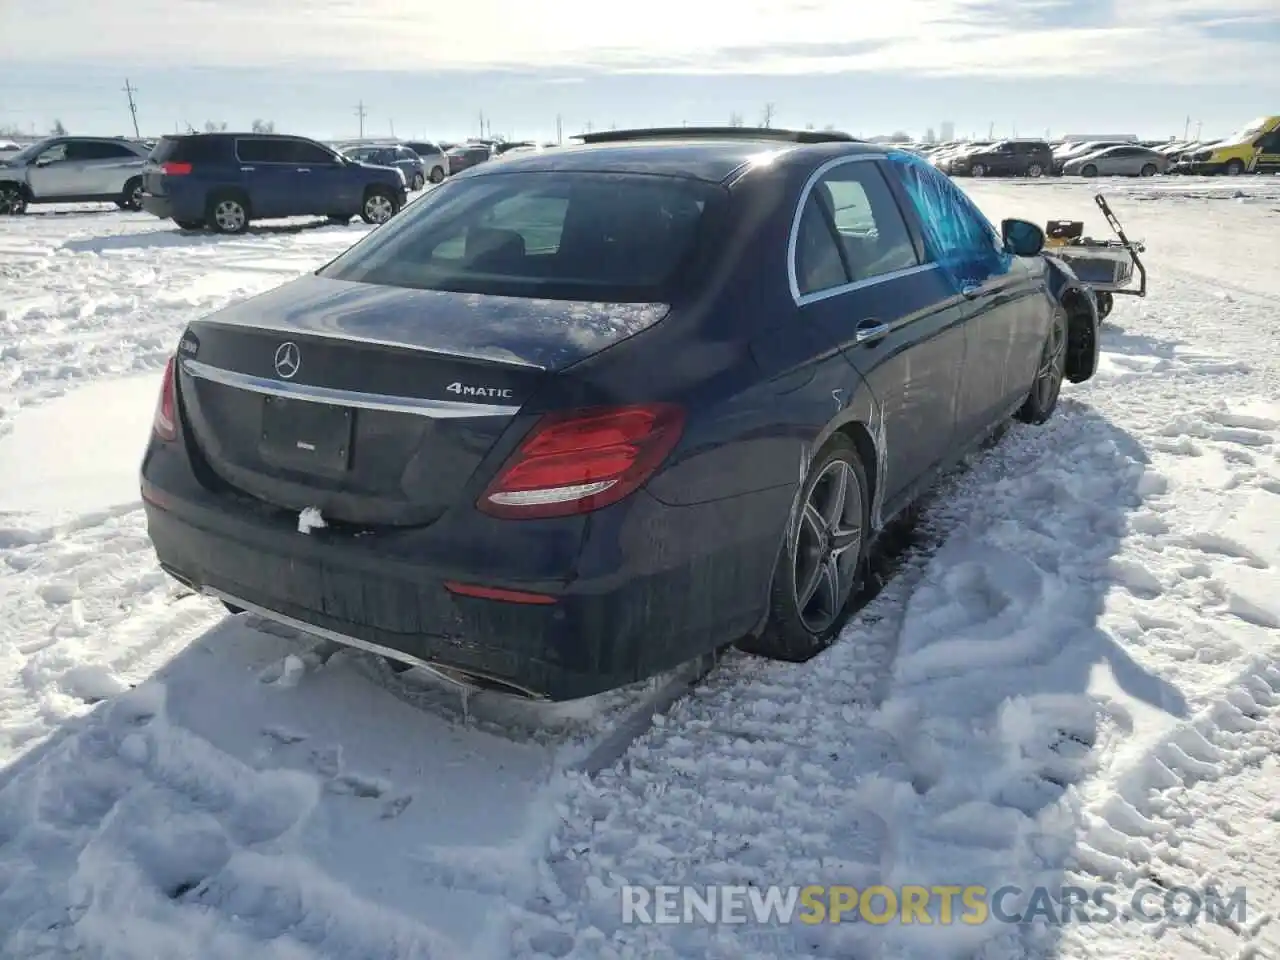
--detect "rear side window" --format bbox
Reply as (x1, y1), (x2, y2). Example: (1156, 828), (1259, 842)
(75, 141), (138, 160)
(792, 160), (920, 298)
(236, 138), (293, 163)
(318, 171), (723, 302)
(150, 137), (230, 164)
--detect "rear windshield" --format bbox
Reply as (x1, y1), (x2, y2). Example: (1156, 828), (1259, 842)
(149, 136), (230, 164)
(318, 171), (724, 302)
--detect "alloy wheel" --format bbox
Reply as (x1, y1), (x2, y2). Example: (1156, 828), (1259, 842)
(0, 185), (26, 215)
(791, 459), (863, 635)
(214, 199), (246, 232)
(1035, 312), (1067, 411)
(365, 194), (395, 223)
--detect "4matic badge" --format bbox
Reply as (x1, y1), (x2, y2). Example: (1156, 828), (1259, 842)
(446, 382), (513, 399)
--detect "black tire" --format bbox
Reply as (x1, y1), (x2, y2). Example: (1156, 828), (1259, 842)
(207, 193), (250, 234)
(0, 183), (27, 215)
(738, 435), (869, 662)
(1140, 164), (1157, 177)
(1225, 159), (1245, 176)
(410, 172), (425, 191)
(175, 219), (205, 231)
(1015, 307), (1067, 425)
(429, 166), (445, 184)
(360, 187), (400, 225)
(1081, 164), (1098, 178)
(120, 177), (144, 211)
(1027, 163), (1044, 178)
(970, 163), (986, 178)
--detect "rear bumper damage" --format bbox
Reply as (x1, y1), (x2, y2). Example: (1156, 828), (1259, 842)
(140, 438), (781, 701)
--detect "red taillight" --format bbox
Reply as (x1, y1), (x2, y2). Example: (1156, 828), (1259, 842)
(443, 581), (557, 605)
(478, 403), (685, 519)
(162, 162), (192, 175)
(153, 356), (177, 441)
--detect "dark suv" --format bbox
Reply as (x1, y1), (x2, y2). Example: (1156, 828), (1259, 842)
(945, 140), (1053, 178)
(140, 133), (407, 234)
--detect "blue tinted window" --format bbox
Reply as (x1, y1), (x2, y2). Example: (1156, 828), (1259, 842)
(885, 151), (1011, 288)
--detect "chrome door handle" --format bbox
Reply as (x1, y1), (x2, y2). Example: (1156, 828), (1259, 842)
(297, 168), (311, 172)
(240, 166), (255, 171)
(854, 321), (891, 344)
(961, 283), (982, 298)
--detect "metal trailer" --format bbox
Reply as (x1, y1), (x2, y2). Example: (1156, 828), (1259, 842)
(1043, 194), (1147, 321)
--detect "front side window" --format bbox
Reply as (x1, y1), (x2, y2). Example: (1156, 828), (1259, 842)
(34, 143), (68, 164)
(885, 150), (1012, 288)
(319, 171), (722, 302)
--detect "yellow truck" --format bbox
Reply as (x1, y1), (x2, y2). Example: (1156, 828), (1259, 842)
(1173, 115), (1280, 175)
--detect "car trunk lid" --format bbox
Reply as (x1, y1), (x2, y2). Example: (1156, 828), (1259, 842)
(177, 275), (670, 526)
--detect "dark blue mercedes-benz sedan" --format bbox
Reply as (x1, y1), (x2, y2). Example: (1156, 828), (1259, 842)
(140, 127), (1099, 701)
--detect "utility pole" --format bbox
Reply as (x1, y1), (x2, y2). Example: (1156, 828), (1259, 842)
(353, 100), (368, 138)
(122, 78), (140, 138)
(1184, 115), (1191, 140)
(556, 114), (562, 145)
(585, 120), (593, 134)
(479, 110), (485, 138)
(389, 118), (395, 137)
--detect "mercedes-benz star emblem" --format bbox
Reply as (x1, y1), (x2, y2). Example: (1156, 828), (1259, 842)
(273, 341), (301, 380)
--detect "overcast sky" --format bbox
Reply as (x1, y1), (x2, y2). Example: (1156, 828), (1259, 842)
(1, 0), (1276, 141)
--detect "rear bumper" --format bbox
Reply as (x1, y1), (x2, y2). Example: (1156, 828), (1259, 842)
(140, 435), (784, 701)
(140, 195), (173, 219)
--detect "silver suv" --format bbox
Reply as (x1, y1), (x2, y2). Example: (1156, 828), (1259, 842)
(0, 136), (152, 214)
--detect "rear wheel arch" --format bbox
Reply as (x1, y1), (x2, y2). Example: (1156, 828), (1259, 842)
(834, 419), (879, 526)
(207, 187), (251, 216)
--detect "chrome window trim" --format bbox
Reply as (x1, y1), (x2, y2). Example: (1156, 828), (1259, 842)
(199, 320), (547, 370)
(180, 358), (522, 419)
(787, 153), (937, 306)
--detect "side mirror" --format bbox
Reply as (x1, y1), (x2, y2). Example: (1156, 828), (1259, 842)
(34, 156), (55, 167)
(1002, 218), (1045, 256)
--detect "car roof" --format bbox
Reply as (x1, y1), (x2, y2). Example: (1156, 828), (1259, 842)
(457, 138), (887, 184)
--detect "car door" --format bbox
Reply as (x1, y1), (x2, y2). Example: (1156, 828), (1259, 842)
(885, 154), (1039, 444)
(1252, 129), (1280, 172)
(792, 156), (968, 512)
(989, 142), (1017, 175)
(24, 140), (80, 198)
(234, 137), (295, 219)
(286, 138), (351, 214)
(78, 140), (142, 196)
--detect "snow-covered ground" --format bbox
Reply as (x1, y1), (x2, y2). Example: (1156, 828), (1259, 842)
(0, 177), (1278, 959)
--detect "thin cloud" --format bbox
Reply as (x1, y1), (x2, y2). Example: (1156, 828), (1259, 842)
(1, 0), (1276, 82)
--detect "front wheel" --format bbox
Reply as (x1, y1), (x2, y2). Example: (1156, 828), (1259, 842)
(410, 172), (425, 190)
(738, 436), (869, 662)
(360, 188), (399, 225)
(1016, 308), (1067, 425)
(1027, 163), (1044, 178)
(1140, 163), (1157, 177)
(1081, 164), (1098, 178)
(1225, 159), (1245, 176)
(970, 163), (986, 177)
(429, 166), (445, 184)
(0, 184), (27, 215)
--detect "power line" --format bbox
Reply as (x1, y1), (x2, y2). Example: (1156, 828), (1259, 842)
(122, 78), (140, 138)
(354, 100), (368, 138)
